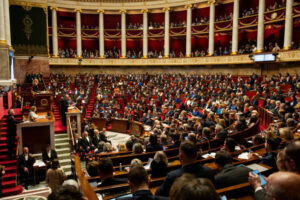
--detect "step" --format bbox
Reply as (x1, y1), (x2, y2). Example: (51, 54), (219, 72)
(55, 137), (70, 143)
(4, 166), (17, 174)
(2, 185), (23, 197)
(54, 134), (68, 139)
(59, 159), (71, 166)
(2, 180), (16, 189)
(55, 143), (70, 149)
(55, 148), (70, 153)
(0, 160), (17, 167)
(57, 153), (71, 160)
(3, 172), (17, 181)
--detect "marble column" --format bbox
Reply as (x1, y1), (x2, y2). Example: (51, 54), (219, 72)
(208, 2), (215, 56)
(283, 0), (294, 50)
(98, 10), (105, 58)
(257, 0), (265, 52)
(164, 7), (170, 57)
(121, 10), (126, 58)
(4, 0), (11, 47)
(0, 0), (6, 46)
(231, 0), (239, 55)
(51, 7), (59, 57)
(75, 9), (82, 58)
(142, 9), (148, 58)
(186, 4), (192, 57)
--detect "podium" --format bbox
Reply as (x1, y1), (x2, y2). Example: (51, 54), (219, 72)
(129, 121), (144, 137)
(66, 107), (82, 140)
(17, 112), (55, 155)
(35, 91), (53, 112)
(111, 119), (128, 133)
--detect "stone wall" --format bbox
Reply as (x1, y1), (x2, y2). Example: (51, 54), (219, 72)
(14, 56), (50, 83)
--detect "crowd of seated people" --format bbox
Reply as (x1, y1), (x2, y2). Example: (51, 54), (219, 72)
(18, 72), (300, 199)
(148, 50), (164, 58)
(170, 21), (186, 28)
(241, 7), (258, 17)
(266, 0), (286, 12)
(127, 23), (143, 30)
(215, 13), (233, 22)
(192, 17), (209, 25)
(72, 73), (300, 199)
(148, 22), (164, 29)
(191, 49), (207, 57)
(58, 48), (77, 58)
(83, 49), (99, 58)
(126, 50), (143, 58)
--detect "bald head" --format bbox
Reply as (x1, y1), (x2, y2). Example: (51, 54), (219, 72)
(266, 172), (300, 200)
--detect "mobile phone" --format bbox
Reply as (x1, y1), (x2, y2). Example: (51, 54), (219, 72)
(252, 170), (266, 186)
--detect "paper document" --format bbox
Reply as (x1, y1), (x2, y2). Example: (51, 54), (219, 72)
(238, 152), (250, 160)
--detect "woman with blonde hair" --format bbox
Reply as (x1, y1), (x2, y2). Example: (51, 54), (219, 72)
(279, 127), (293, 142)
(46, 159), (66, 191)
(103, 142), (114, 153)
(133, 143), (144, 154)
(117, 143), (127, 152)
(150, 151), (168, 178)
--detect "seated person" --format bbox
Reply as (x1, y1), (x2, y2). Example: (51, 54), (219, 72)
(81, 131), (95, 153)
(117, 166), (167, 200)
(146, 134), (163, 152)
(42, 144), (58, 168)
(214, 151), (251, 189)
(170, 174), (219, 200)
(150, 151), (168, 178)
(97, 158), (127, 187)
(155, 141), (214, 197)
(28, 106), (39, 121)
(48, 185), (85, 200)
(18, 147), (35, 189)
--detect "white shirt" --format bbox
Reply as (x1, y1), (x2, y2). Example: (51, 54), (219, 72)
(25, 154), (28, 161)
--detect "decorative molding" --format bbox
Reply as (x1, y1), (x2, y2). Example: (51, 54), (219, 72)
(162, 7), (170, 12)
(120, 9), (127, 13)
(185, 4), (193, 9)
(74, 8), (82, 13)
(97, 9), (105, 13)
(48, 51), (300, 66)
(141, 8), (148, 13)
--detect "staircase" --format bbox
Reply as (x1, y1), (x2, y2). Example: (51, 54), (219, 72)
(85, 83), (97, 119)
(54, 133), (72, 175)
(0, 113), (23, 197)
(53, 102), (66, 134)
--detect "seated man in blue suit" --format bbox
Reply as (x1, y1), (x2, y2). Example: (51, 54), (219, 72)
(155, 141), (215, 197)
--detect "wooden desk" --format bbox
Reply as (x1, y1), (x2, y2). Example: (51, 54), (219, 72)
(92, 118), (106, 131)
(111, 119), (128, 133)
(35, 91), (53, 112)
(17, 112), (55, 154)
(66, 107), (82, 138)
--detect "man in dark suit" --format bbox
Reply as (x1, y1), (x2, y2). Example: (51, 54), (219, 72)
(6, 109), (22, 157)
(117, 166), (167, 200)
(18, 147), (35, 189)
(42, 144), (58, 168)
(97, 158), (127, 187)
(81, 131), (95, 152)
(60, 95), (69, 126)
(155, 141), (214, 197)
(100, 128), (109, 143)
(214, 151), (251, 189)
(92, 129), (102, 149)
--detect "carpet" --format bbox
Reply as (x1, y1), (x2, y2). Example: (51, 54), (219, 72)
(105, 131), (131, 149)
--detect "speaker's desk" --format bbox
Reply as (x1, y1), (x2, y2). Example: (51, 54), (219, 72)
(17, 112), (55, 155)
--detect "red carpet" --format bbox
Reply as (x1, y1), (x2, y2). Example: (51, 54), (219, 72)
(0, 111), (23, 197)
(53, 103), (66, 134)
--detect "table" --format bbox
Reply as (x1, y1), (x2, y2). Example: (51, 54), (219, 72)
(17, 112), (55, 155)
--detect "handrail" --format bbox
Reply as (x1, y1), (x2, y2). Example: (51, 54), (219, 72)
(68, 117), (75, 146)
(74, 155), (98, 200)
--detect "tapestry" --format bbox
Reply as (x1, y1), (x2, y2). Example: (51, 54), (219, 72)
(10, 4), (48, 56)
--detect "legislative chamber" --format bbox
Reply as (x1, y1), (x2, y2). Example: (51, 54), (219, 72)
(1, 0), (300, 199)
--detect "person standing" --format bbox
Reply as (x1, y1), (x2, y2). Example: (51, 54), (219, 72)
(60, 95), (69, 126)
(6, 109), (22, 157)
(45, 159), (66, 191)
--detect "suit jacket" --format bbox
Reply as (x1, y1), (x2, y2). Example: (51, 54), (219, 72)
(42, 149), (58, 163)
(117, 190), (168, 200)
(97, 177), (127, 187)
(215, 164), (252, 189)
(92, 134), (102, 148)
(155, 163), (214, 197)
(18, 154), (35, 172)
(81, 137), (94, 151)
(100, 132), (108, 143)
(7, 115), (22, 139)
(260, 152), (277, 170)
(146, 144), (163, 153)
(74, 138), (82, 152)
(254, 189), (265, 200)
